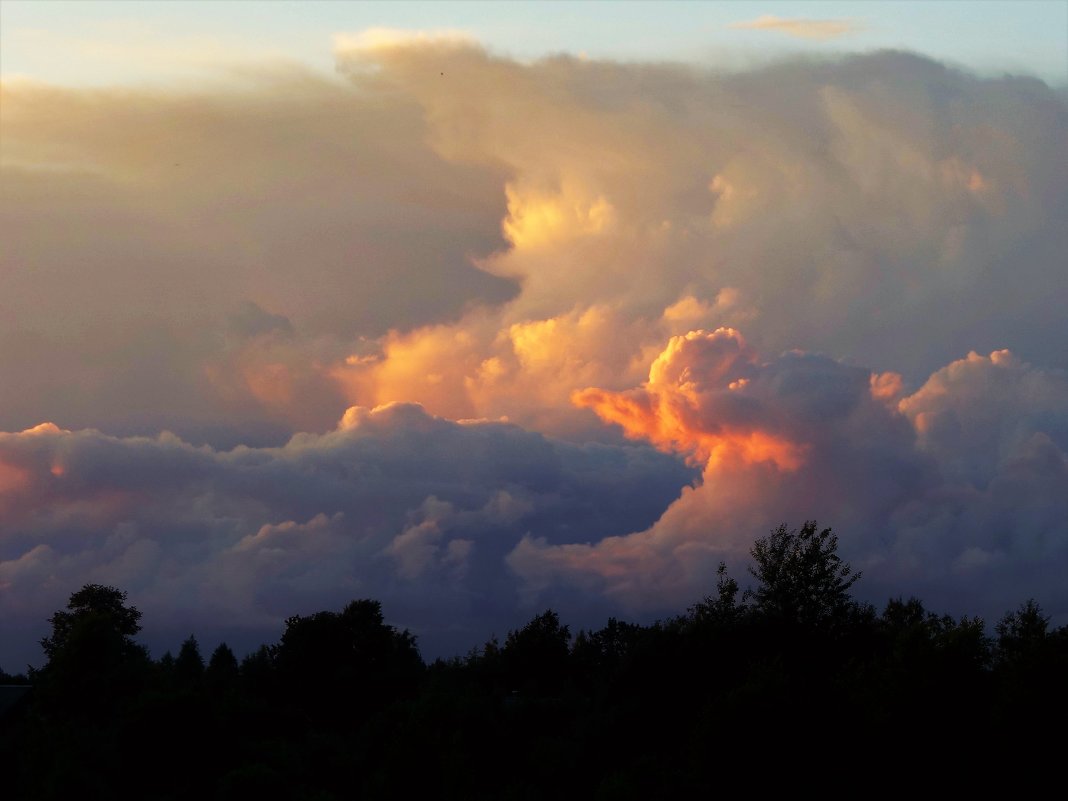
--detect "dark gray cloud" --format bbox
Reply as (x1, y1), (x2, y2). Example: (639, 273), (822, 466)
(0, 406), (695, 667)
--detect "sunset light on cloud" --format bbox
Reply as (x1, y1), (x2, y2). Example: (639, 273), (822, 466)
(1, 0), (1067, 669)
(729, 14), (861, 40)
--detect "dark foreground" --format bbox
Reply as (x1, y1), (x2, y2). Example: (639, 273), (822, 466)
(2, 523), (1066, 798)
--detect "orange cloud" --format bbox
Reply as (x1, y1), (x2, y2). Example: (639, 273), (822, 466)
(329, 298), (739, 438)
(729, 15), (861, 40)
(574, 328), (805, 471)
(20, 422), (67, 435)
(0, 423), (67, 504)
(0, 460), (31, 496)
(330, 321), (486, 421)
(502, 182), (616, 251)
(870, 371), (904, 403)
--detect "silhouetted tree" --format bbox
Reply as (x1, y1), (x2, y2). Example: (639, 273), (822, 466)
(239, 643), (276, 700)
(573, 617), (644, 674)
(274, 599), (422, 722)
(9, 574), (1068, 798)
(206, 643), (239, 690)
(23, 585), (153, 799)
(868, 596), (990, 736)
(747, 521), (859, 627)
(991, 598), (1064, 727)
(40, 583), (143, 664)
(689, 562), (743, 627)
(502, 610), (571, 695)
(0, 666), (29, 684)
(995, 598), (1049, 666)
(175, 635), (205, 688)
(35, 584), (150, 717)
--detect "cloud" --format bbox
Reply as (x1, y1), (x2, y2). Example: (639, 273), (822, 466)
(5, 337), (1067, 668)
(900, 349), (1068, 485)
(729, 15), (861, 40)
(0, 71), (515, 440)
(4, 46), (1065, 445)
(323, 42), (1066, 439)
(510, 337), (1068, 626)
(1, 39), (1066, 665)
(573, 328), (806, 470)
(333, 28), (478, 56)
(228, 302), (294, 339)
(0, 404), (694, 666)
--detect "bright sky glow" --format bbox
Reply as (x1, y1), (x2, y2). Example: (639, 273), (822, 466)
(2, 1), (1066, 86)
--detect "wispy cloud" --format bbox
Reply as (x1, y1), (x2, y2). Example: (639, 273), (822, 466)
(729, 14), (861, 40)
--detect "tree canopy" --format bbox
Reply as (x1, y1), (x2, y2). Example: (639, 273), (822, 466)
(40, 584), (143, 664)
(5, 526), (1066, 799)
(747, 521), (860, 627)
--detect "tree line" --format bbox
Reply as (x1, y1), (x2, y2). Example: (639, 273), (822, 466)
(1, 521), (1065, 798)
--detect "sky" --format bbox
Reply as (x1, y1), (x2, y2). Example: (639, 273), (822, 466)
(2, 2), (1067, 85)
(1, 1), (1067, 668)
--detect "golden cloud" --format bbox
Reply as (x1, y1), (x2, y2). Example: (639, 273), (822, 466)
(729, 14), (861, 40)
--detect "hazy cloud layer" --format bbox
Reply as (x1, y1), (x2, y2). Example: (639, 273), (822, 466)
(1, 37), (1066, 664)
(0, 71), (514, 441)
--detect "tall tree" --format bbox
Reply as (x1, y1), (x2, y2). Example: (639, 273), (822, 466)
(207, 643), (239, 682)
(995, 598), (1049, 665)
(748, 521), (860, 627)
(35, 584), (150, 722)
(690, 562), (743, 627)
(40, 584), (143, 664)
(175, 635), (205, 688)
(502, 610), (571, 695)
(274, 599), (422, 721)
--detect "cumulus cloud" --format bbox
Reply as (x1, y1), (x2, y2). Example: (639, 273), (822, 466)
(729, 15), (861, 40)
(0, 72), (514, 440)
(900, 349), (1068, 484)
(0, 405), (694, 666)
(323, 41), (1066, 439)
(1, 37), (1066, 664)
(573, 328), (806, 471)
(4, 44), (1065, 443)
(509, 336), (1068, 627)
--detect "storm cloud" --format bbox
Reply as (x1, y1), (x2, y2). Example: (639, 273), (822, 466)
(1, 35), (1066, 665)
(0, 406), (693, 666)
